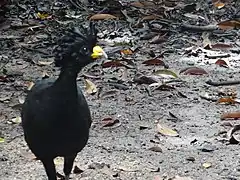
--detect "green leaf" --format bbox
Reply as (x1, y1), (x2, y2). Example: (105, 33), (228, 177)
(153, 69), (178, 79)
(0, 137), (5, 143)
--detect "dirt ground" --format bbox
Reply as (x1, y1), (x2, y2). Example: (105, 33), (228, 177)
(1, 0), (240, 180)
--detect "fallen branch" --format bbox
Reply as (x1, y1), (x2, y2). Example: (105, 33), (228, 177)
(206, 80), (240, 86)
(181, 24), (218, 32)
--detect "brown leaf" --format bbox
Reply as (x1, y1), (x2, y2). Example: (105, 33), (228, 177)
(217, 97), (236, 104)
(89, 14), (117, 20)
(130, 1), (144, 8)
(211, 43), (233, 50)
(148, 146), (163, 152)
(102, 117), (120, 127)
(221, 111), (240, 120)
(218, 19), (240, 30)
(180, 67), (208, 75)
(102, 61), (126, 68)
(142, 58), (166, 67)
(213, 1), (225, 8)
(215, 59), (229, 68)
(141, 15), (159, 21)
(120, 49), (133, 55)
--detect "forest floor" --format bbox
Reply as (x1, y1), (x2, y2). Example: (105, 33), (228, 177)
(1, 0), (240, 179)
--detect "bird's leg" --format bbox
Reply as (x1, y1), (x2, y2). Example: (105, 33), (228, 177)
(63, 153), (77, 180)
(41, 158), (57, 180)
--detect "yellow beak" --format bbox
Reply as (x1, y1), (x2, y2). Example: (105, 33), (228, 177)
(91, 46), (108, 59)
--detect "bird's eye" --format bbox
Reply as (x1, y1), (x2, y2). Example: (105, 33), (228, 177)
(81, 47), (89, 55)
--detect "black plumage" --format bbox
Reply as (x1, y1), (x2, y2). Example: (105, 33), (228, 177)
(21, 23), (106, 180)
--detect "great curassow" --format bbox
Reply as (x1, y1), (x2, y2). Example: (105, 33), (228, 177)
(21, 23), (107, 180)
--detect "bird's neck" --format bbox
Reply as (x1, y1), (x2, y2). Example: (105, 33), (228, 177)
(54, 67), (80, 90)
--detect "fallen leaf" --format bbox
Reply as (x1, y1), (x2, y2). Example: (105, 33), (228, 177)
(130, 1), (144, 8)
(150, 34), (168, 44)
(141, 15), (159, 21)
(120, 49), (133, 55)
(38, 60), (54, 66)
(211, 43), (232, 50)
(155, 84), (176, 91)
(180, 67), (208, 75)
(202, 162), (212, 168)
(215, 59), (229, 68)
(153, 69), (178, 79)
(213, 1), (225, 9)
(0, 137), (4, 143)
(217, 97), (236, 104)
(27, 82), (35, 91)
(172, 175), (193, 180)
(102, 61), (126, 68)
(218, 19), (240, 30)
(148, 146), (163, 152)
(37, 12), (50, 20)
(221, 111), (240, 120)
(227, 124), (240, 144)
(102, 117), (120, 127)
(85, 79), (97, 94)
(11, 116), (22, 124)
(18, 96), (25, 104)
(142, 59), (167, 67)
(89, 14), (117, 20)
(157, 123), (179, 137)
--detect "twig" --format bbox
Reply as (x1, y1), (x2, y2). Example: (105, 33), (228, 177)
(206, 80), (240, 86)
(181, 24), (218, 32)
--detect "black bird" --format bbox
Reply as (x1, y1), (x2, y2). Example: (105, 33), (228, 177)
(21, 23), (107, 180)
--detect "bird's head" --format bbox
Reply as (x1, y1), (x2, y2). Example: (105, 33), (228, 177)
(54, 22), (107, 69)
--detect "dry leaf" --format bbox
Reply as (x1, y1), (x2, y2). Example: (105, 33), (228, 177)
(218, 19), (240, 30)
(85, 79), (97, 94)
(38, 60), (54, 66)
(89, 14), (117, 20)
(211, 43), (232, 49)
(102, 61), (126, 68)
(227, 124), (240, 144)
(101, 117), (120, 127)
(221, 111), (240, 120)
(0, 137), (4, 143)
(27, 82), (35, 91)
(18, 96), (25, 104)
(148, 146), (163, 152)
(142, 59), (167, 67)
(120, 49), (133, 55)
(215, 59), (229, 68)
(217, 97), (236, 104)
(153, 69), (178, 79)
(157, 123), (179, 137)
(180, 67), (208, 75)
(37, 12), (50, 20)
(202, 162), (212, 168)
(11, 116), (22, 124)
(172, 175), (193, 180)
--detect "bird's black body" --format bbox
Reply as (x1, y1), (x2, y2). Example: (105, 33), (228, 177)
(21, 23), (100, 180)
